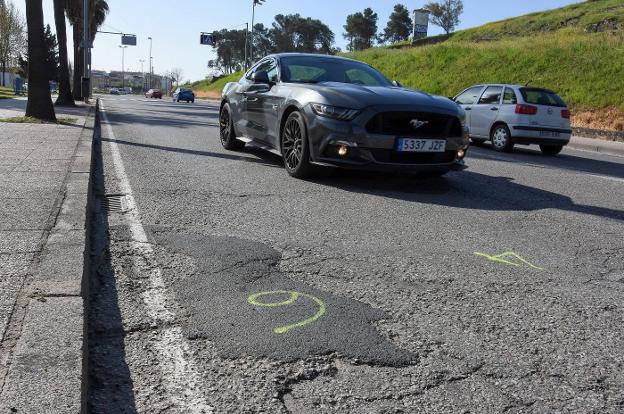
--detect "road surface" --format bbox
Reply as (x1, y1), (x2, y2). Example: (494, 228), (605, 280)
(89, 95), (624, 413)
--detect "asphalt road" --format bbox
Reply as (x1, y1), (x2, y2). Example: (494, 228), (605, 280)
(89, 95), (624, 413)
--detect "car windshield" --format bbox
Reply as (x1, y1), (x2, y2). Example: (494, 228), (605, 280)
(280, 56), (391, 87)
(520, 88), (566, 107)
(180, 88), (192, 92)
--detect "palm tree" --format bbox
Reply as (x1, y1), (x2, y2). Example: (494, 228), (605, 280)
(67, 0), (108, 100)
(25, 0), (56, 120)
(53, 0), (74, 106)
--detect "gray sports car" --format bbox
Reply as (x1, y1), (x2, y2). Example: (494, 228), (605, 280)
(219, 53), (469, 178)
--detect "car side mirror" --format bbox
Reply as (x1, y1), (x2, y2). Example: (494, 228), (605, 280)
(252, 70), (271, 85)
(392, 80), (403, 88)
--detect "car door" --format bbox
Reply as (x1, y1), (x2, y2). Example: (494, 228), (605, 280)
(244, 59), (281, 145)
(455, 86), (485, 135)
(470, 86), (503, 138)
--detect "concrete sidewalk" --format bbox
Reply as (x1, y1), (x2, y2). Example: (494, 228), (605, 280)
(569, 135), (624, 158)
(0, 99), (95, 413)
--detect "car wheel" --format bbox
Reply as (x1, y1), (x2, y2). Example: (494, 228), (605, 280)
(540, 144), (563, 156)
(220, 103), (245, 151)
(471, 138), (487, 145)
(491, 124), (514, 152)
(281, 111), (315, 178)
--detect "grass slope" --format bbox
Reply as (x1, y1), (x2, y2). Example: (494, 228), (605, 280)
(346, 0), (624, 129)
(186, 72), (243, 99)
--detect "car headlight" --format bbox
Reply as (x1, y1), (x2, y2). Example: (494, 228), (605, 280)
(311, 103), (360, 121)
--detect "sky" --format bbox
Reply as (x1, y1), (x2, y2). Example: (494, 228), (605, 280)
(14, 0), (582, 82)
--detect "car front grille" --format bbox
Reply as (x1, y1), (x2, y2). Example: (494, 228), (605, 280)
(369, 149), (456, 164)
(366, 112), (462, 137)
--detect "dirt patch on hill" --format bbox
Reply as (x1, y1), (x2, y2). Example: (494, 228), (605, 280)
(572, 107), (624, 132)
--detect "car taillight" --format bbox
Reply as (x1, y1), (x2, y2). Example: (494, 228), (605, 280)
(561, 109), (570, 119)
(515, 104), (538, 115)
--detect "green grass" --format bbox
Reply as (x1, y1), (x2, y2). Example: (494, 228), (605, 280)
(184, 72), (243, 97)
(0, 86), (15, 99)
(0, 116), (78, 125)
(345, 0), (624, 112)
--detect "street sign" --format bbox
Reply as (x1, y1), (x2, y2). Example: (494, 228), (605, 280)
(122, 35), (137, 46)
(200, 33), (216, 46)
(413, 9), (430, 39)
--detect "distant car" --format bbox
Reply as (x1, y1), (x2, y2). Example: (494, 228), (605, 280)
(453, 84), (571, 155)
(109, 87), (120, 95)
(173, 88), (195, 103)
(145, 89), (163, 99)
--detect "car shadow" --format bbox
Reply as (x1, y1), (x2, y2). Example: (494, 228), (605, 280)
(99, 137), (284, 168)
(469, 143), (624, 180)
(305, 168), (624, 222)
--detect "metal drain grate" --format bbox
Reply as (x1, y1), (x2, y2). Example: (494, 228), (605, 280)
(100, 194), (129, 213)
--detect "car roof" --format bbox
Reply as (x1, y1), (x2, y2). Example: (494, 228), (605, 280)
(467, 84), (525, 89)
(266, 52), (363, 64)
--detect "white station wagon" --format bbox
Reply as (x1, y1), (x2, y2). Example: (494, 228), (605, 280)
(453, 84), (572, 155)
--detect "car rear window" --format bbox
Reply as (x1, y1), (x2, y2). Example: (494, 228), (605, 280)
(520, 88), (566, 107)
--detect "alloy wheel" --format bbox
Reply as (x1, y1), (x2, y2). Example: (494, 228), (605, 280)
(282, 118), (303, 170)
(220, 107), (231, 144)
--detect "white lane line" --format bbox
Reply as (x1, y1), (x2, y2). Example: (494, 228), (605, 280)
(587, 174), (624, 184)
(99, 100), (213, 413)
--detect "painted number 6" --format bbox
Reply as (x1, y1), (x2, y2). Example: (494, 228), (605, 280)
(247, 290), (326, 334)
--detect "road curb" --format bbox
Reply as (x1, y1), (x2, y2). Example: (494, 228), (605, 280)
(568, 136), (624, 157)
(0, 107), (96, 414)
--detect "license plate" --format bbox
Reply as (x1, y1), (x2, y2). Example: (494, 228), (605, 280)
(539, 131), (560, 138)
(396, 138), (446, 153)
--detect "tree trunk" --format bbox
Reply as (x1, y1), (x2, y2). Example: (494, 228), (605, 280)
(53, 0), (74, 106)
(25, 0), (56, 121)
(72, 24), (83, 100)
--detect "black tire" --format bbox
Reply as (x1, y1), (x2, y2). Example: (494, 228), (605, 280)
(219, 103), (245, 151)
(471, 138), (487, 145)
(490, 124), (514, 152)
(281, 111), (315, 179)
(540, 144), (563, 156)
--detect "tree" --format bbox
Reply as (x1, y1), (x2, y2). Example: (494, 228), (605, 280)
(269, 14), (335, 54)
(169, 67), (182, 87)
(425, 0), (464, 35)
(25, 0), (56, 121)
(43, 24), (59, 81)
(383, 4), (413, 44)
(343, 8), (378, 51)
(53, 0), (74, 105)
(0, 0), (26, 86)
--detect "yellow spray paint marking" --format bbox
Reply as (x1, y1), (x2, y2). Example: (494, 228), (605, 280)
(474, 251), (543, 270)
(247, 290), (326, 334)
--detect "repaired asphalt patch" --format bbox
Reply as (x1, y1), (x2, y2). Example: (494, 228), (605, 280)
(153, 232), (416, 367)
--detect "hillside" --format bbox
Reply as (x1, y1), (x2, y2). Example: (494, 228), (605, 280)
(347, 0), (624, 131)
(185, 72), (242, 99)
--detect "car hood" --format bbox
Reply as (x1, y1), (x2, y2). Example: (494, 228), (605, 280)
(302, 82), (459, 114)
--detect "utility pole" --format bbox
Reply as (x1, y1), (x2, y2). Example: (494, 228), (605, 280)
(244, 22), (249, 70)
(139, 59), (145, 91)
(148, 37), (153, 89)
(119, 45), (127, 90)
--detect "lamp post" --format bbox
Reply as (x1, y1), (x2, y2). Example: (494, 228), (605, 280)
(250, 0), (265, 64)
(139, 59), (145, 91)
(148, 37), (153, 89)
(119, 45), (127, 91)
